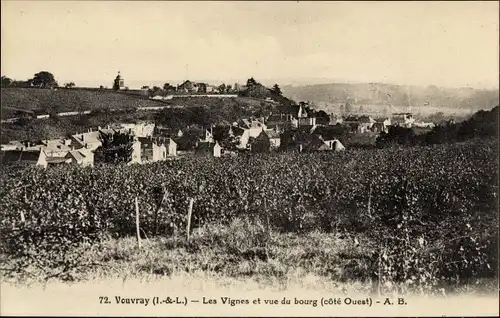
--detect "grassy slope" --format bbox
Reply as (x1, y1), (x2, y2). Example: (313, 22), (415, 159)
(0, 90), (278, 142)
(0, 88), (278, 117)
(0, 88), (165, 118)
(2, 220), (497, 297)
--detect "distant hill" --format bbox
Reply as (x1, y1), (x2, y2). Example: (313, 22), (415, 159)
(281, 83), (499, 112)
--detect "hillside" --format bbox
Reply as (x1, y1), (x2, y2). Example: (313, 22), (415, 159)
(0, 88), (164, 119)
(0, 92), (279, 143)
(282, 83), (499, 112)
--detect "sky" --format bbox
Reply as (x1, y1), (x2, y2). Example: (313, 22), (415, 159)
(1, 1), (499, 89)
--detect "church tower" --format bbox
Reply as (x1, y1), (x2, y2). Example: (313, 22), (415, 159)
(113, 71), (125, 90)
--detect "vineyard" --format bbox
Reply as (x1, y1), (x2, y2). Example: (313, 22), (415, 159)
(0, 139), (498, 293)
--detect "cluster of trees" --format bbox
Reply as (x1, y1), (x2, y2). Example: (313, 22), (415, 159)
(94, 132), (134, 164)
(376, 106), (498, 148)
(2, 71), (77, 89)
(1, 72), (61, 89)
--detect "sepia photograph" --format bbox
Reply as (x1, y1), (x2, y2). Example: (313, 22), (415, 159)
(1, 1), (498, 316)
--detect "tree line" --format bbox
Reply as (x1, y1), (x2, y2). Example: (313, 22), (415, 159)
(376, 106), (498, 148)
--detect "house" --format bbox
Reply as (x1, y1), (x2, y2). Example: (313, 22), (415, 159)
(177, 80), (199, 93)
(203, 129), (215, 143)
(323, 138), (345, 151)
(138, 137), (177, 162)
(65, 149), (94, 167)
(119, 122), (155, 137)
(248, 131), (271, 153)
(46, 156), (71, 166)
(391, 113), (415, 128)
(195, 141), (222, 157)
(71, 130), (103, 151)
(310, 125), (346, 143)
(265, 113), (290, 132)
(41, 138), (74, 156)
(372, 117), (391, 133)
(197, 83), (208, 93)
(329, 114), (343, 125)
(298, 117), (317, 126)
(342, 115), (375, 133)
(239, 126), (265, 149)
(359, 115), (376, 127)
(298, 137), (331, 152)
(264, 130), (281, 149)
(0, 140), (24, 151)
(413, 122), (435, 128)
(211, 125), (245, 149)
(234, 118), (267, 149)
(129, 138), (142, 164)
(1, 149), (48, 168)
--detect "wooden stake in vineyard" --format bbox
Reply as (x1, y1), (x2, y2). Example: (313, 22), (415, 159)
(186, 198), (194, 241)
(135, 196), (142, 249)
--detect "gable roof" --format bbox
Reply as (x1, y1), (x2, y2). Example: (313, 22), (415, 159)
(264, 130), (280, 139)
(46, 156), (69, 164)
(138, 137), (175, 148)
(311, 126), (343, 141)
(66, 150), (86, 161)
(266, 113), (288, 123)
(71, 131), (102, 147)
(1, 150), (41, 163)
(301, 137), (330, 152)
(195, 141), (220, 153)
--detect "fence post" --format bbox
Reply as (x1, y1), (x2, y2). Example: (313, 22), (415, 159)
(186, 198), (194, 241)
(135, 196), (141, 249)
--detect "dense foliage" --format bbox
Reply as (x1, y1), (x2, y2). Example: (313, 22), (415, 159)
(377, 106), (498, 147)
(94, 132), (134, 164)
(0, 140), (497, 289)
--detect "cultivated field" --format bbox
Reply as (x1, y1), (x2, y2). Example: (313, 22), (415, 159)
(0, 88), (163, 118)
(0, 139), (497, 295)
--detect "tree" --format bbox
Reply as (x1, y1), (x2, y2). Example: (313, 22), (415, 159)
(64, 82), (76, 89)
(94, 132), (134, 164)
(246, 77), (258, 87)
(163, 83), (175, 91)
(316, 110), (330, 124)
(271, 84), (282, 96)
(1, 76), (13, 88)
(226, 84), (232, 93)
(218, 84), (226, 94)
(141, 85), (150, 90)
(32, 71), (58, 88)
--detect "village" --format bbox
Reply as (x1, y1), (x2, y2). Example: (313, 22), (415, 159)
(0, 91), (425, 168)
